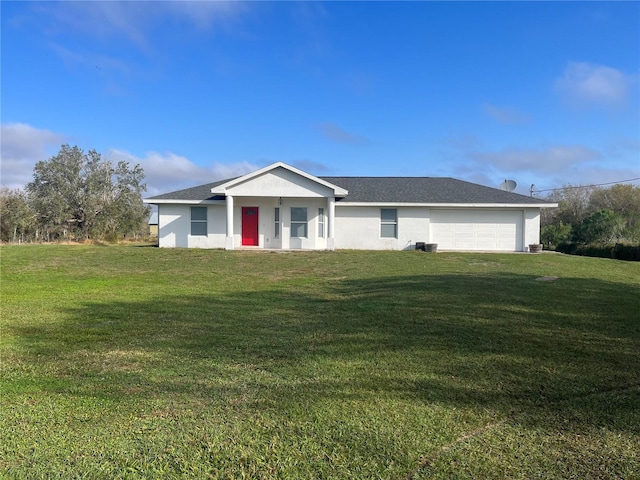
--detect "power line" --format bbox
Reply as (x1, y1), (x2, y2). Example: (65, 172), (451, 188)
(531, 177), (640, 195)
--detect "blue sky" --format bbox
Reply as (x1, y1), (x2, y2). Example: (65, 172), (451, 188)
(2, 1), (639, 197)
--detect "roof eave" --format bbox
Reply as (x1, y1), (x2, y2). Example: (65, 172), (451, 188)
(143, 199), (225, 205)
(336, 202), (558, 208)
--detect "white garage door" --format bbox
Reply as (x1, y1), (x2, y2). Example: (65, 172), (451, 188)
(431, 209), (522, 251)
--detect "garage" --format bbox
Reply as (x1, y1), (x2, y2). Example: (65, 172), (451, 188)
(431, 209), (523, 251)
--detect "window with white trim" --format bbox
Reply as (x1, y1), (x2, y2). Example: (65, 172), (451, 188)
(380, 208), (397, 238)
(191, 206), (207, 236)
(318, 208), (325, 238)
(274, 207), (280, 239)
(290, 207), (308, 238)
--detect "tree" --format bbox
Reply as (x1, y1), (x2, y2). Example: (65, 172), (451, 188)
(0, 187), (36, 243)
(542, 183), (640, 249)
(26, 144), (83, 240)
(26, 144), (150, 241)
(540, 221), (572, 248)
(542, 184), (595, 227)
(589, 184), (640, 243)
(572, 209), (625, 245)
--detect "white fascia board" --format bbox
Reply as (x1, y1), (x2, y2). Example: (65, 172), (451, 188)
(143, 199), (225, 205)
(336, 202), (558, 208)
(211, 161), (348, 196)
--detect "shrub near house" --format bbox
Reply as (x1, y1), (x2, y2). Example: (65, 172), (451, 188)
(541, 184), (640, 260)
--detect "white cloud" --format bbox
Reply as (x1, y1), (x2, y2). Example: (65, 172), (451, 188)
(0, 123), (66, 189)
(165, 1), (249, 31)
(290, 159), (331, 175)
(555, 165), (639, 188)
(0, 122), (259, 194)
(483, 103), (531, 125)
(554, 62), (634, 110)
(470, 145), (601, 173)
(434, 134), (624, 194)
(470, 145), (608, 194)
(38, 1), (248, 52)
(40, 2), (150, 51)
(50, 42), (130, 74)
(106, 149), (258, 196)
(316, 122), (368, 144)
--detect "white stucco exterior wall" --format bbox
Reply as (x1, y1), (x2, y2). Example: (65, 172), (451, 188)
(399, 208), (431, 250)
(334, 206), (430, 250)
(523, 208), (542, 250)
(157, 203), (544, 251)
(334, 206), (388, 250)
(155, 197), (328, 250)
(158, 204), (188, 248)
(157, 204), (226, 249)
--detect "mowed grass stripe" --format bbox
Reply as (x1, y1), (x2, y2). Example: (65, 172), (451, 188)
(1, 245), (638, 478)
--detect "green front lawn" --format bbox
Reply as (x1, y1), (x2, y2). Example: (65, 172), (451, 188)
(1, 246), (639, 478)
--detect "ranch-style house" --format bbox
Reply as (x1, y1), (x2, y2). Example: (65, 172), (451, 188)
(144, 162), (556, 251)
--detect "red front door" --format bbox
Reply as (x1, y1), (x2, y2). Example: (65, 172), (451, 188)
(241, 207), (259, 246)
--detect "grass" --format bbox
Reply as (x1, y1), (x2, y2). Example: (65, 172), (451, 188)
(1, 245), (639, 479)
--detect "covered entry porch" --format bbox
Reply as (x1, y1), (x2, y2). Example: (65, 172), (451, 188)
(223, 195), (337, 251)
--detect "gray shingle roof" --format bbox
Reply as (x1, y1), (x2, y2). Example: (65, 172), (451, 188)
(147, 178), (233, 201)
(321, 177), (546, 204)
(147, 175), (549, 205)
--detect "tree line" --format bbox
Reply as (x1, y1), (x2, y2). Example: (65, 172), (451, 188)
(540, 183), (640, 248)
(1, 144), (150, 243)
(2, 145), (637, 249)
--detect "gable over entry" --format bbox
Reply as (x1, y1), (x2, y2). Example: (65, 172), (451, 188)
(144, 162), (556, 251)
(207, 163), (347, 250)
